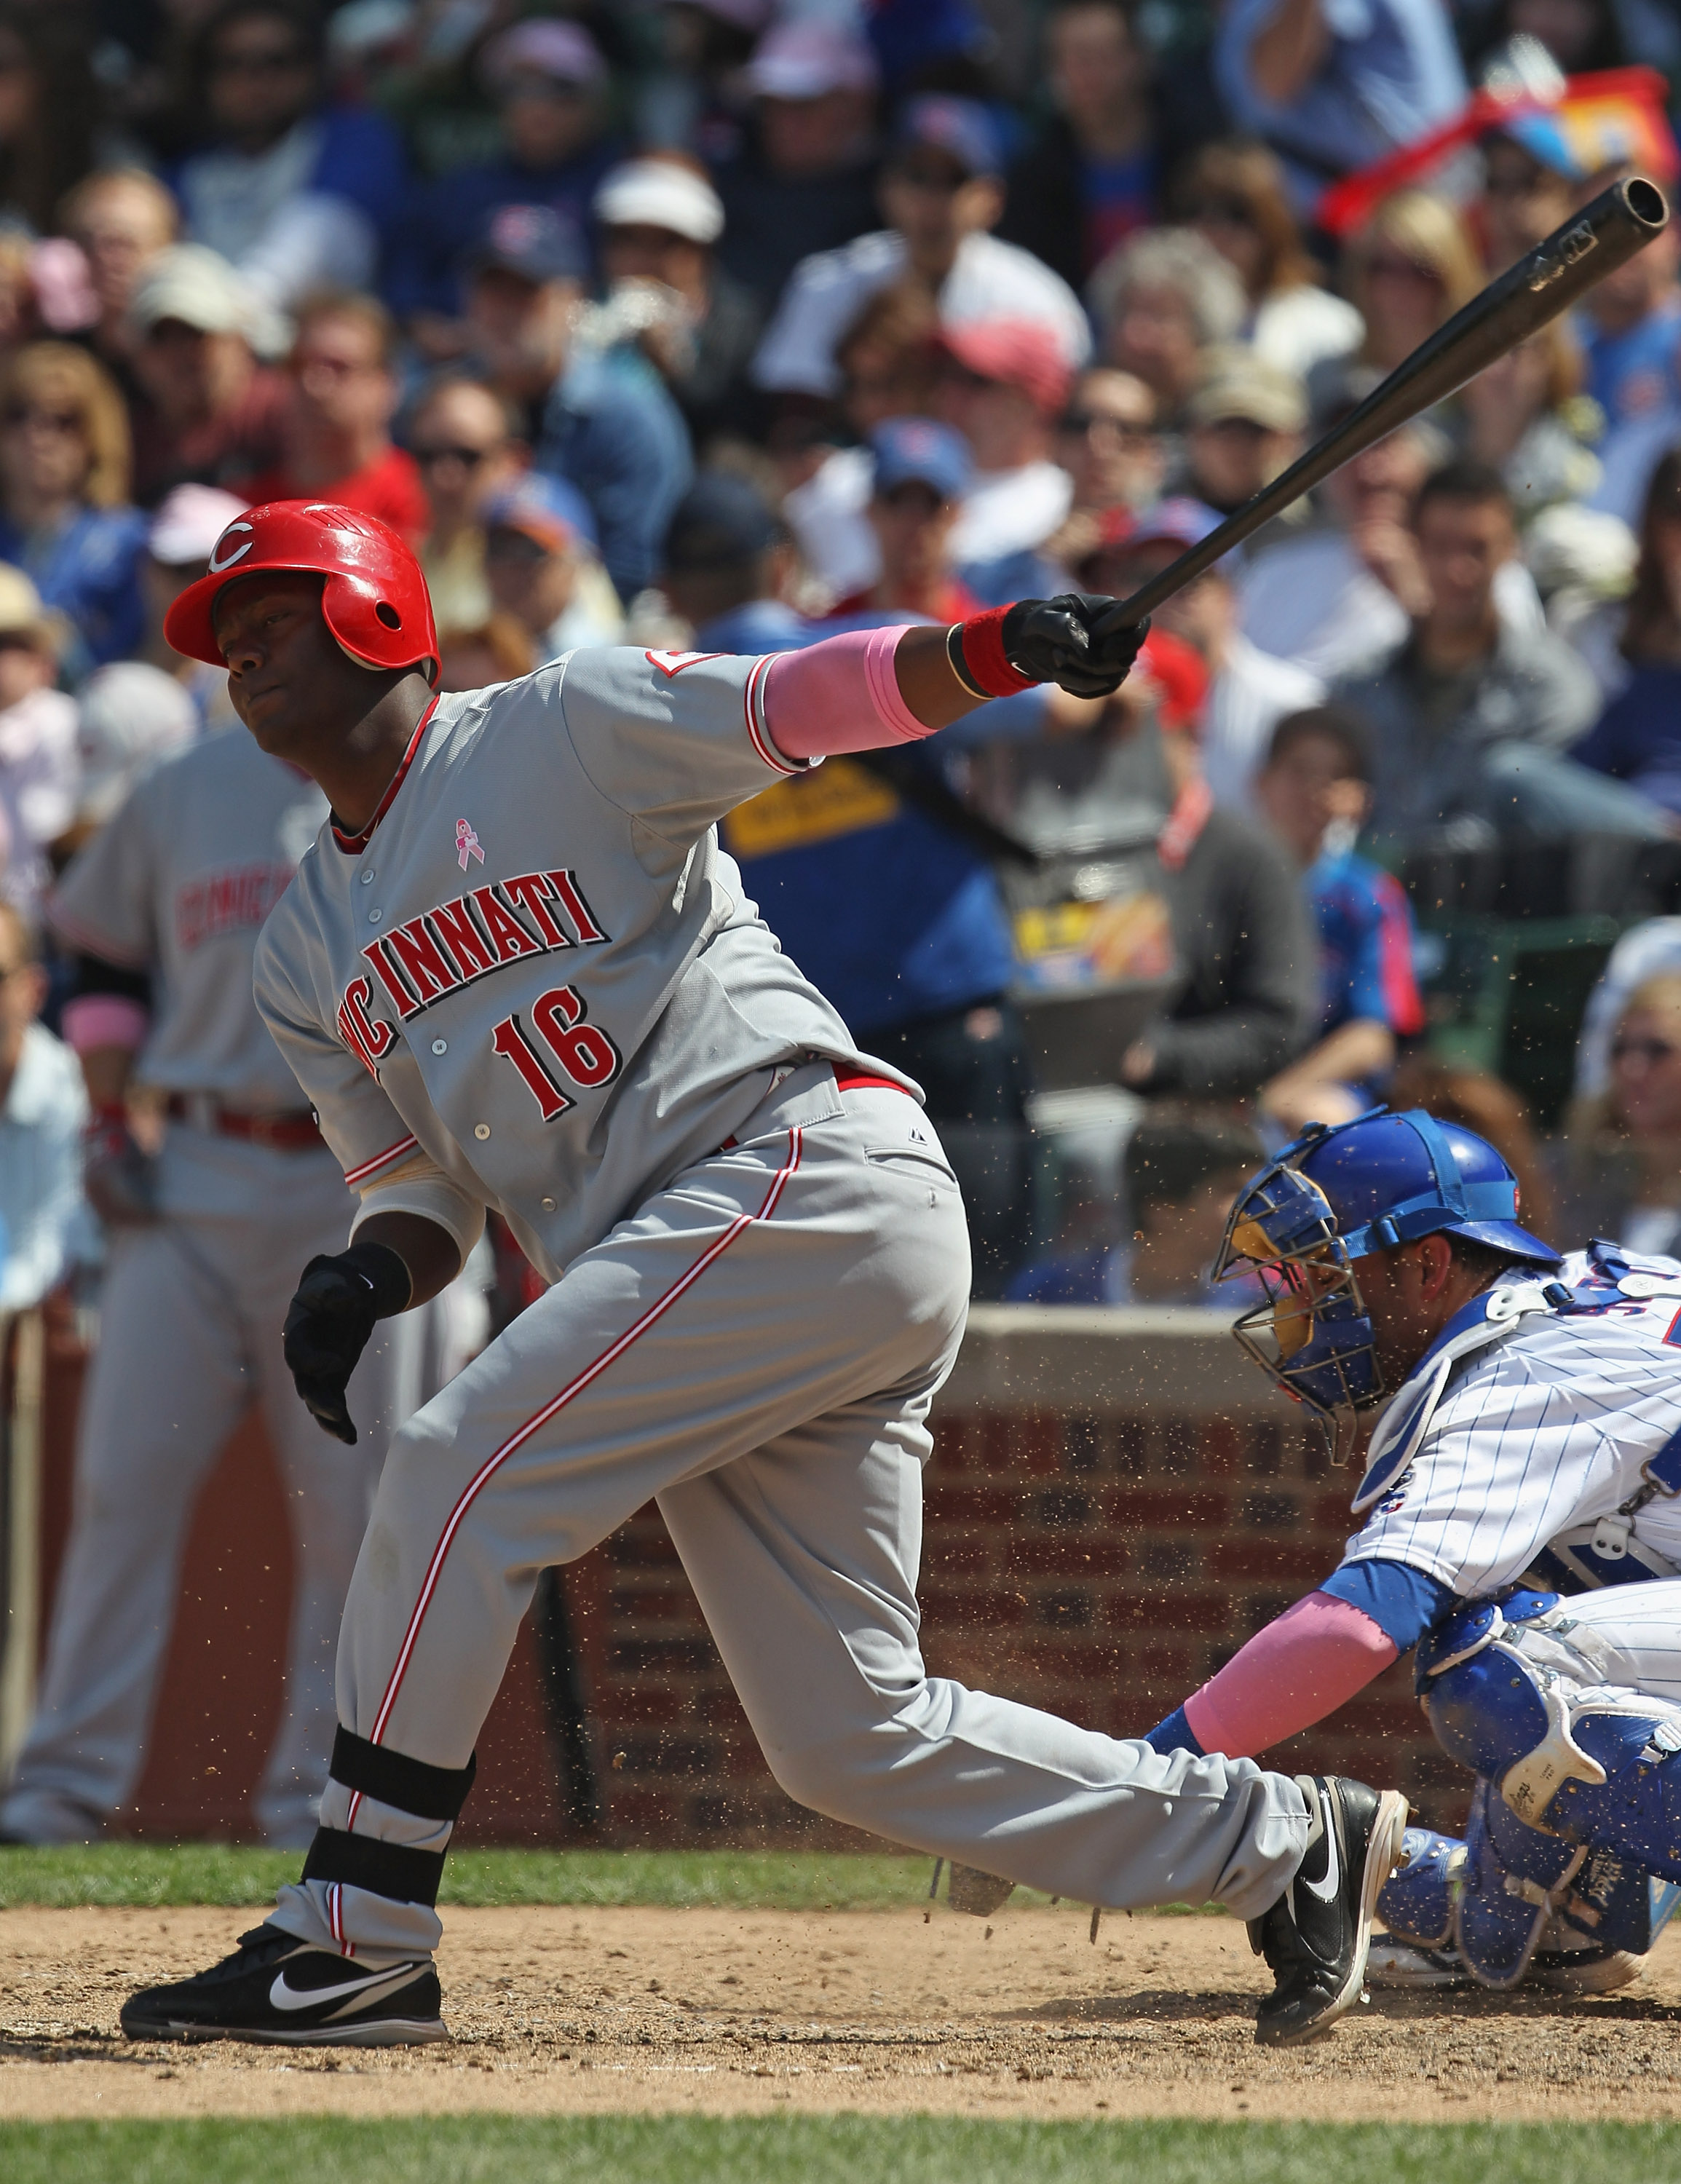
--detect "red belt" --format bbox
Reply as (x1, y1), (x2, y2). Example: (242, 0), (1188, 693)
(719, 1068), (909, 1152)
(166, 1093), (324, 1152)
(834, 1072), (908, 1095)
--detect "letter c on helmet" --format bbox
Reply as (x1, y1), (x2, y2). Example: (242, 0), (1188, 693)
(208, 523), (254, 574)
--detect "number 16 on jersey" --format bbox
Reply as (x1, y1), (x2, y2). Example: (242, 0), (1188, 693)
(491, 985), (622, 1120)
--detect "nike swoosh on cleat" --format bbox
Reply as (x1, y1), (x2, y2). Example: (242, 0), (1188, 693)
(269, 1963), (421, 2013)
(1302, 1807), (1341, 1903)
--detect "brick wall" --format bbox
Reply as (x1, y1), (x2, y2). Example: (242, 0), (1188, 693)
(17, 1305), (1460, 1846)
(561, 1308), (1463, 1851)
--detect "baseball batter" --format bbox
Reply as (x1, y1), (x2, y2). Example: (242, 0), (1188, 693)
(1, 721), (455, 1848)
(1134, 1109), (1681, 1994)
(120, 502), (1408, 2052)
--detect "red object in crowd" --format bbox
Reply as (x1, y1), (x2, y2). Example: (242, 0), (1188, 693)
(1317, 65), (1677, 240)
(165, 498), (440, 679)
(240, 446), (430, 547)
(1136, 625), (1208, 733)
(938, 318), (1076, 417)
(825, 579), (984, 622)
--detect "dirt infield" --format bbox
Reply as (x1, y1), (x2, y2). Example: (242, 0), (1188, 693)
(6, 1905), (1681, 2126)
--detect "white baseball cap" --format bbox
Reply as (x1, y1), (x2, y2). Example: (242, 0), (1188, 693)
(480, 18), (606, 92)
(746, 20), (879, 100)
(148, 484), (251, 569)
(75, 662), (199, 826)
(130, 245), (253, 337)
(593, 159), (724, 247)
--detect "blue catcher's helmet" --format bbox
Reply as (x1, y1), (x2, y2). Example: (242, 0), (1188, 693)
(1213, 1108), (1560, 1458)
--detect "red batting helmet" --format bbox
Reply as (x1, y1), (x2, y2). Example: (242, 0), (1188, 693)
(165, 501), (439, 684)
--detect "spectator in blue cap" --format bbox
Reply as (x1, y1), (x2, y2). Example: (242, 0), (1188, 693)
(660, 471), (805, 655)
(481, 470), (622, 662)
(389, 18), (620, 346)
(752, 94), (1089, 403)
(828, 419), (981, 623)
(463, 202), (693, 604)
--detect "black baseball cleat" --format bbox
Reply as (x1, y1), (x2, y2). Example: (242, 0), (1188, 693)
(120, 1922), (446, 2046)
(1249, 1775), (1409, 2048)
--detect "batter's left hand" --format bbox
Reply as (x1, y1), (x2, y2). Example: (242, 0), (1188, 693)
(1004, 594), (1149, 698)
(282, 1243), (411, 1444)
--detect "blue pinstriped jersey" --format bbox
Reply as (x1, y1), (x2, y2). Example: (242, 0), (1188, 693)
(1341, 1246), (1681, 1597)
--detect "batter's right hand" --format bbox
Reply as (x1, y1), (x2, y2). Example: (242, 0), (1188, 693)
(83, 1107), (159, 1227)
(282, 1242), (411, 1444)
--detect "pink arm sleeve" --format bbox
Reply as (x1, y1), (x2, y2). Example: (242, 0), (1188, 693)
(61, 995), (149, 1054)
(761, 625), (929, 761)
(1182, 1591), (1399, 1760)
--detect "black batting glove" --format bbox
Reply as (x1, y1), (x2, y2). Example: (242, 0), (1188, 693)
(83, 1106), (159, 1227)
(282, 1241), (411, 1444)
(1002, 594), (1150, 698)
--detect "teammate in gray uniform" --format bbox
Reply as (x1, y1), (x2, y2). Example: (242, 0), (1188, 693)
(120, 502), (1409, 2051)
(1, 722), (454, 1847)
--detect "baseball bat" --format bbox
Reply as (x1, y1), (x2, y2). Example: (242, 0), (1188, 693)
(1097, 174), (1669, 634)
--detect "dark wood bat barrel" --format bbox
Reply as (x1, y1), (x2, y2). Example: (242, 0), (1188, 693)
(1097, 175), (1670, 636)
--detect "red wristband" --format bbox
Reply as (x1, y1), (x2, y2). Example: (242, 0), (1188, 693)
(953, 605), (1035, 697)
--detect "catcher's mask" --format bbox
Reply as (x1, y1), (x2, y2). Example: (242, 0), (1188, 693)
(1214, 1139), (1380, 1464)
(1213, 1107), (1560, 1462)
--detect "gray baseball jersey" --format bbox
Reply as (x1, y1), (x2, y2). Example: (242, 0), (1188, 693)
(241, 646), (1324, 1966)
(53, 725), (328, 1112)
(256, 649), (909, 1278)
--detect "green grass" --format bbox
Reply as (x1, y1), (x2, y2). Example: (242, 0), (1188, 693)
(0, 1845), (973, 1911)
(4, 2118), (1680, 2184)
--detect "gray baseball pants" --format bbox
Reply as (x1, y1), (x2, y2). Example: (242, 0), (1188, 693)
(272, 1069), (1310, 1961)
(1, 1144), (450, 1847)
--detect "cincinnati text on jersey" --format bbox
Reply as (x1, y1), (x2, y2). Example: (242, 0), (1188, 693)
(176, 862), (300, 951)
(336, 866), (608, 1075)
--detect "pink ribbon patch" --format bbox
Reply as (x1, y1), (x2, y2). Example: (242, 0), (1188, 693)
(456, 819), (484, 871)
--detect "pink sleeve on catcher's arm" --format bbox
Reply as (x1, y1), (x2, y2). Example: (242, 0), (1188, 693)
(1182, 1591), (1399, 1760)
(761, 625), (927, 761)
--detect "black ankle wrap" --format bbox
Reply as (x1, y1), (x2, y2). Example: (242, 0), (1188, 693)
(302, 1828), (447, 1907)
(328, 1728), (477, 1821)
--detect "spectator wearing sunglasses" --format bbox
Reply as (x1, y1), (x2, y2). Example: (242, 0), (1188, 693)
(1177, 139), (1361, 382)
(172, 0), (410, 308)
(1045, 367), (1165, 574)
(411, 375), (527, 633)
(481, 472), (623, 664)
(1342, 191), (1479, 379)
(0, 343), (148, 684)
(1563, 974), (1681, 1263)
(241, 292), (427, 539)
(390, 20), (620, 347)
(753, 95), (1089, 403)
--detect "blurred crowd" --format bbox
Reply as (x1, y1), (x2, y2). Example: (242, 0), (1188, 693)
(0, 0), (1677, 1320)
